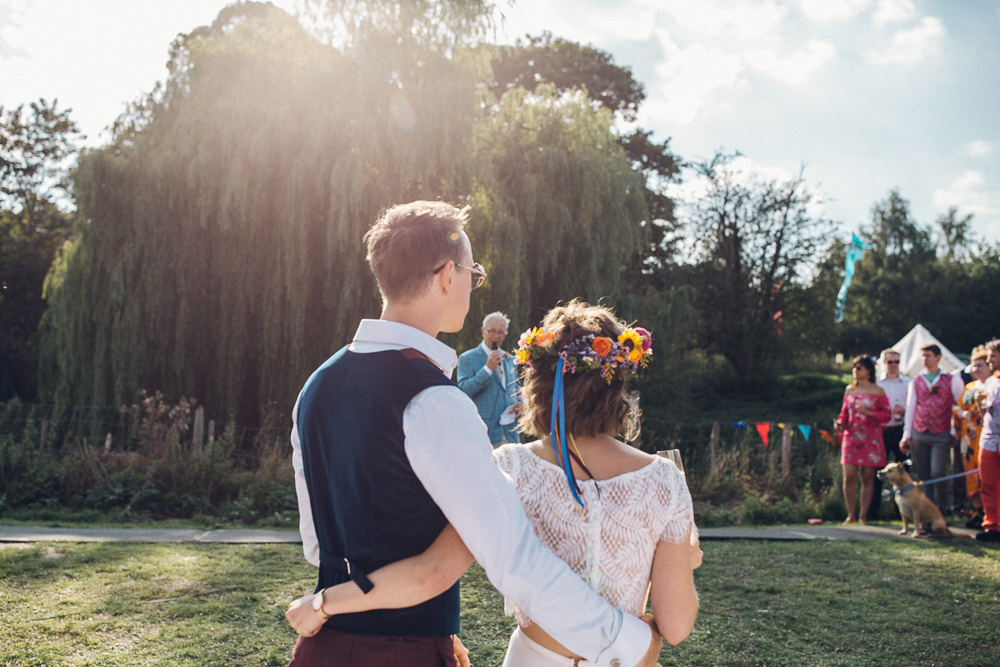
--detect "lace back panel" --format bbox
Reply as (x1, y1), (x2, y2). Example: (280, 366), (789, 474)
(493, 444), (696, 624)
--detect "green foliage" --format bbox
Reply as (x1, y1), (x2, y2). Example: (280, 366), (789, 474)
(41, 4), (652, 425)
(0, 393), (295, 520)
(0, 99), (80, 400)
(488, 32), (647, 122)
(678, 153), (834, 385)
(796, 189), (1000, 358)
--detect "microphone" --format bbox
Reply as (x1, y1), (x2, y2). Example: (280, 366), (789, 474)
(491, 342), (499, 351)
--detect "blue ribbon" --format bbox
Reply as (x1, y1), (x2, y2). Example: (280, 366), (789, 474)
(835, 233), (872, 323)
(550, 358), (584, 509)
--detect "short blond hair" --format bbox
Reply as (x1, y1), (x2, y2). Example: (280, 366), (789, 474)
(364, 201), (468, 302)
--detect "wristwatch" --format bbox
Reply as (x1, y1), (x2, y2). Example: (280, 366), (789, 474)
(312, 588), (330, 619)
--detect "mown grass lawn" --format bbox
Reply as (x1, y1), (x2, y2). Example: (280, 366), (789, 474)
(1, 538), (998, 666)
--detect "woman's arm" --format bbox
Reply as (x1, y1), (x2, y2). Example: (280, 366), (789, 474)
(285, 523), (473, 636)
(871, 395), (892, 425)
(649, 526), (700, 646)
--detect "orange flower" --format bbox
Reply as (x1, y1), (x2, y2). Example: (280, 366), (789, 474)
(628, 347), (643, 363)
(592, 337), (612, 356)
(536, 331), (555, 348)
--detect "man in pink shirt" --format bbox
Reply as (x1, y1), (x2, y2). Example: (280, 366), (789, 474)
(900, 344), (964, 517)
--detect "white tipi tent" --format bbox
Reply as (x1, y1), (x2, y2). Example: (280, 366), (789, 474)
(881, 324), (964, 378)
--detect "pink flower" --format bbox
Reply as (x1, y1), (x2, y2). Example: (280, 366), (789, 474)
(634, 327), (652, 351)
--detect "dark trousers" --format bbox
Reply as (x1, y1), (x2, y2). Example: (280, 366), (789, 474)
(867, 425), (905, 520)
(288, 628), (458, 667)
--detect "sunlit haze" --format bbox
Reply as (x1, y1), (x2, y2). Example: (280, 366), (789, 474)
(2, 0), (998, 237)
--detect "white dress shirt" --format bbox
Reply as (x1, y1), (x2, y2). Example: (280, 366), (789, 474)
(876, 372), (911, 427)
(902, 370), (964, 439)
(292, 319), (650, 667)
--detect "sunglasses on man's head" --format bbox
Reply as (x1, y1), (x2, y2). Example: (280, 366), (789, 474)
(432, 261), (487, 290)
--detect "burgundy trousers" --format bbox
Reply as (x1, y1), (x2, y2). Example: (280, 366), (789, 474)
(288, 628), (458, 667)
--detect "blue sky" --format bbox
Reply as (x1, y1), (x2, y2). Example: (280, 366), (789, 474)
(2, 0), (998, 241)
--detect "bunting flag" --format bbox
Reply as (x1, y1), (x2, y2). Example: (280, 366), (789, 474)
(731, 421), (748, 430)
(818, 429), (838, 446)
(777, 422), (786, 429)
(755, 423), (771, 447)
(835, 233), (872, 323)
(798, 424), (811, 441)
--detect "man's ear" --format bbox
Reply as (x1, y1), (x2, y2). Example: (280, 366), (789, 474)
(436, 260), (455, 295)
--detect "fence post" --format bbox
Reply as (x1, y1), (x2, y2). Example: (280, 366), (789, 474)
(207, 419), (215, 443)
(782, 424), (792, 482)
(710, 422), (719, 473)
(192, 406), (205, 454)
(38, 419), (48, 457)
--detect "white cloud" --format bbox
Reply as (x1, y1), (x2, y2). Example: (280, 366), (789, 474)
(867, 16), (945, 64)
(744, 39), (836, 85)
(664, 0), (787, 40)
(965, 140), (993, 157)
(0, 0), (28, 60)
(933, 171), (1000, 233)
(872, 0), (916, 26)
(647, 29), (743, 124)
(797, 0), (872, 22)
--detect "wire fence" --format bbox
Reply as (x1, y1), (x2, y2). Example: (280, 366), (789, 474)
(1, 401), (843, 505)
(0, 401), (291, 460)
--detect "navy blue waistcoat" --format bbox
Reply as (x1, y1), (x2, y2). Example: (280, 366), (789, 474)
(297, 347), (459, 637)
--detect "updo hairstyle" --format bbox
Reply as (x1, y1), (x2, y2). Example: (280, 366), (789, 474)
(517, 300), (640, 442)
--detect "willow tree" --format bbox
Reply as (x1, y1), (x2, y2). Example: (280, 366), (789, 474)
(42, 2), (651, 427)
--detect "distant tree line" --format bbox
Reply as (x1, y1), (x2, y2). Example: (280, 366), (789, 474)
(1, 0), (997, 428)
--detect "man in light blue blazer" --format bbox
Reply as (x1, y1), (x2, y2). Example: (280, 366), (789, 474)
(458, 311), (521, 445)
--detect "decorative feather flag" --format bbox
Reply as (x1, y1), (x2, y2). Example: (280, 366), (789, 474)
(835, 233), (872, 323)
(818, 429), (838, 446)
(755, 423), (771, 446)
(798, 424), (811, 441)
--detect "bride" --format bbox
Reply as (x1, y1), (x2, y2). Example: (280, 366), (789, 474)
(286, 300), (701, 666)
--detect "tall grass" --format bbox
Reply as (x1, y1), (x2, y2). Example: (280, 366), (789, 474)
(0, 393), (295, 523)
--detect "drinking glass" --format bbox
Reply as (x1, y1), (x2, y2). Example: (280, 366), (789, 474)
(656, 449), (684, 475)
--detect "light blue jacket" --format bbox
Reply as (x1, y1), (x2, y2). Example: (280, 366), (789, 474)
(457, 344), (521, 445)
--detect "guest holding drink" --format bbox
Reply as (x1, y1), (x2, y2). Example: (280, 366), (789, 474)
(868, 348), (911, 520)
(835, 355), (892, 524)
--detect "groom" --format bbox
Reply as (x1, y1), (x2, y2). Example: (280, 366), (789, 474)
(289, 201), (660, 667)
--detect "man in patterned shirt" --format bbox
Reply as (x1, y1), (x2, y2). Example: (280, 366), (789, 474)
(975, 339), (1000, 542)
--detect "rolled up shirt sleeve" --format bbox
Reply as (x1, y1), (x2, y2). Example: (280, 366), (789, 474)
(404, 385), (652, 667)
(290, 395), (320, 567)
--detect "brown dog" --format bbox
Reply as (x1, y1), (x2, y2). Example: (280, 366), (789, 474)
(877, 462), (953, 538)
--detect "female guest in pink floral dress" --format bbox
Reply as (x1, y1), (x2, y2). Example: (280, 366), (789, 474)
(835, 355), (892, 524)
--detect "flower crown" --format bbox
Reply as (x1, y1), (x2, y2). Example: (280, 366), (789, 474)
(514, 325), (653, 383)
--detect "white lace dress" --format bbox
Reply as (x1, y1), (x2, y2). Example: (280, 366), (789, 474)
(492, 443), (698, 626)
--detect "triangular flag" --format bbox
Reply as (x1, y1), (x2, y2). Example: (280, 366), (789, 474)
(798, 424), (811, 441)
(818, 429), (837, 446)
(778, 422), (786, 429)
(732, 421), (747, 430)
(755, 423), (771, 447)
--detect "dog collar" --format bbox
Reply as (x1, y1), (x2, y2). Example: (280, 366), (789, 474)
(892, 483), (918, 495)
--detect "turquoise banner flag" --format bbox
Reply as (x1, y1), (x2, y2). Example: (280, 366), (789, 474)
(798, 424), (811, 441)
(835, 233), (871, 323)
